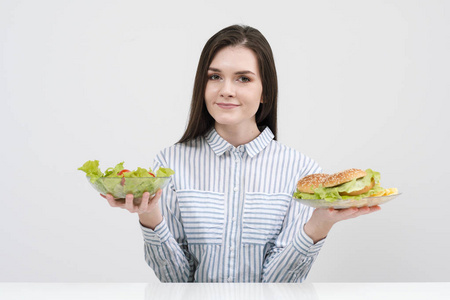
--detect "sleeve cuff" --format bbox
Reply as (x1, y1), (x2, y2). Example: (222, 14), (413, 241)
(292, 224), (326, 257)
(140, 217), (172, 245)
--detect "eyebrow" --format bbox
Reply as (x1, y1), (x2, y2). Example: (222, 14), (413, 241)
(208, 67), (256, 76)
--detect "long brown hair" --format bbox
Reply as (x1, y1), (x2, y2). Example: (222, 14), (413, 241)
(178, 24), (278, 143)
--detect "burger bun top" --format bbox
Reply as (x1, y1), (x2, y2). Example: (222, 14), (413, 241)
(296, 173), (330, 194)
(322, 168), (366, 188)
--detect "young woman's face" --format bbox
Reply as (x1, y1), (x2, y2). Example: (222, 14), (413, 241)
(205, 46), (263, 130)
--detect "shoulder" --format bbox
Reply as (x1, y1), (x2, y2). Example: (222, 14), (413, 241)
(154, 136), (207, 165)
(268, 139), (322, 177)
(165, 135), (206, 153)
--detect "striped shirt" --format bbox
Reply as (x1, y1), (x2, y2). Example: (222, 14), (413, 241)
(140, 127), (325, 282)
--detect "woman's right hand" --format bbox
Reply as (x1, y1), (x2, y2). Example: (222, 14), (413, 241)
(101, 189), (163, 229)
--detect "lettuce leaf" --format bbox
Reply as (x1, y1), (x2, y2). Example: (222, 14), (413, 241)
(78, 160), (103, 183)
(156, 167), (175, 177)
(104, 162), (125, 178)
(123, 167), (152, 178)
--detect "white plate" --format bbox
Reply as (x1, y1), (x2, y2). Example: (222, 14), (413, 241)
(293, 193), (401, 209)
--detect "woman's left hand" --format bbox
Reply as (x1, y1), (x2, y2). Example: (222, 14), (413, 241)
(304, 206), (381, 243)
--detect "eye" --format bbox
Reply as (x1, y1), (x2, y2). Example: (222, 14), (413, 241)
(209, 74), (221, 80)
(238, 76), (250, 83)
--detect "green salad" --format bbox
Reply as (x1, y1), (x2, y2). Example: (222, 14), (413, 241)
(78, 160), (174, 198)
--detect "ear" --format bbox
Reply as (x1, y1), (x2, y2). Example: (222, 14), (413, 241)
(260, 97), (264, 104)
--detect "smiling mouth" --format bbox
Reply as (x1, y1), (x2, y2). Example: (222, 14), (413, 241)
(216, 103), (239, 109)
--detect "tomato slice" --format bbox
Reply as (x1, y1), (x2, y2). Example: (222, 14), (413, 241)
(148, 172), (155, 177)
(118, 169), (130, 176)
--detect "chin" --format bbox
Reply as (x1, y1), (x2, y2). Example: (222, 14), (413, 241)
(210, 114), (239, 126)
(215, 119), (239, 127)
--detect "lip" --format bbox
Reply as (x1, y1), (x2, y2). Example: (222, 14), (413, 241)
(216, 103), (240, 109)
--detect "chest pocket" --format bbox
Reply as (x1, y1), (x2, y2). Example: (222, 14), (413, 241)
(177, 190), (225, 245)
(242, 192), (291, 245)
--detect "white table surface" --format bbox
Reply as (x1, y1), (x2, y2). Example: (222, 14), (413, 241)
(1, 282), (449, 300)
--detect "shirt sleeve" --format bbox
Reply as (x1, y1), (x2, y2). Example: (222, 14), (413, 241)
(140, 152), (197, 282)
(261, 159), (326, 282)
(140, 217), (193, 282)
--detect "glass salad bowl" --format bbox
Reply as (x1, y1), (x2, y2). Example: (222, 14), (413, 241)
(87, 176), (170, 203)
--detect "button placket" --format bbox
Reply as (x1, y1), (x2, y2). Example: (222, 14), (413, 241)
(227, 149), (242, 281)
(233, 150), (241, 193)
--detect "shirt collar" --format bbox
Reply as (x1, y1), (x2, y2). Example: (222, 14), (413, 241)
(205, 127), (274, 158)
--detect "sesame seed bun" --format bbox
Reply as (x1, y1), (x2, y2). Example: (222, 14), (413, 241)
(296, 173), (330, 194)
(322, 168), (367, 188)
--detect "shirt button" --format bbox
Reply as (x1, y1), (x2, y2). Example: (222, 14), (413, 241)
(233, 187), (238, 192)
(228, 277), (233, 282)
(234, 159), (239, 163)
(230, 246), (234, 251)
(232, 217), (236, 222)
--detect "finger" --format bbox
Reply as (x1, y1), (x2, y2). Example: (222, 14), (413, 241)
(358, 206), (371, 213)
(364, 205), (381, 214)
(105, 193), (120, 208)
(139, 192), (151, 213)
(370, 205), (381, 211)
(153, 189), (163, 203)
(348, 206), (381, 219)
(125, 194), (135, 212)
(349, 206), (371, 218)
(336, 207), (359, 218)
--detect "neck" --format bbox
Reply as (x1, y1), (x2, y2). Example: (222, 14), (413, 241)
(215, 123), (261, 147)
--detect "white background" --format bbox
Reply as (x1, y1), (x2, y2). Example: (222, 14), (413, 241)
(1, 0), (449, 282)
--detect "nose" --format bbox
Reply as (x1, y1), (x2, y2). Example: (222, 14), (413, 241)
(219, 80), (236, 98)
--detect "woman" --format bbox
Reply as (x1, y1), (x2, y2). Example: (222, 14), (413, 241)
(105, 25), (380, 282)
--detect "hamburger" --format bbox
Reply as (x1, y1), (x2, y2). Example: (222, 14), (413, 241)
(294, 168), (395, 201)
